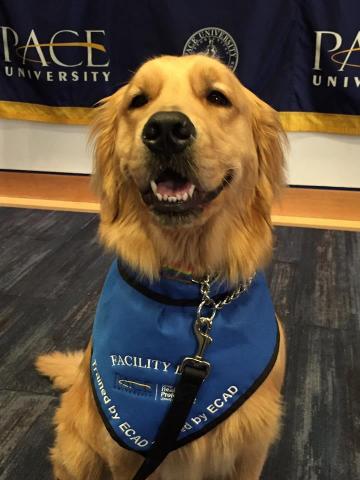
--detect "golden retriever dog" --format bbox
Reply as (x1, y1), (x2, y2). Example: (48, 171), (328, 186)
(37, 54), (286, 480)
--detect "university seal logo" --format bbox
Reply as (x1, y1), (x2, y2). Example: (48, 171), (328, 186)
(183, 27), (239, 71)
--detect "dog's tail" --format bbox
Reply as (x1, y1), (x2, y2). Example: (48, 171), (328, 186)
(35, 350), (84, 390)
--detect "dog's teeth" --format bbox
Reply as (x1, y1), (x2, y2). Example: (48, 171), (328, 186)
(152, 183), (195, 203)
(150, 181), (157, 195)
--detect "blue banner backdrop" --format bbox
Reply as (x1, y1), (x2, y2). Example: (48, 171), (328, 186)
(0, 0), (359, 134)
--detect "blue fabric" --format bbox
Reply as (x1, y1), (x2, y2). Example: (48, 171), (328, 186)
(91, 260), (278, 453)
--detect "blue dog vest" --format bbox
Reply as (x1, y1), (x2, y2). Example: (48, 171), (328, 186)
(90, 260), (279, 455)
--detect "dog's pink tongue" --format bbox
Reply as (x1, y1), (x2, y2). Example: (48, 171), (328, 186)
(156, 180), (191, 196)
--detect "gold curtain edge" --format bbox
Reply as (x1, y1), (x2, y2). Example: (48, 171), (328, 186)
(279, 111), (360, 136)
(0, 101), (359, 134)
(0, 100), (95, 125)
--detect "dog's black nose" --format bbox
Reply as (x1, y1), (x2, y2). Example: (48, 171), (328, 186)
(142, 111), (196, 154)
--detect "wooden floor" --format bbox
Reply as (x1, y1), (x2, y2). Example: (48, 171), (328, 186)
(1, 171), (360, 231)
(0, 207), (359, 479)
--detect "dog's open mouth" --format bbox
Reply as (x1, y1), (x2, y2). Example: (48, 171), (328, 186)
(141, 168), (233, 216)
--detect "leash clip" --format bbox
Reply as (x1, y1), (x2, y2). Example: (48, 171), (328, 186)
(194, 316), (213, 358)
(180, 273), (254, 379)
(179, 311), (214, 378)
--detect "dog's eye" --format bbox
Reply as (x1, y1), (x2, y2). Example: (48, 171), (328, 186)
(129, 94), (149, 110)
(206, 90), (231, 107)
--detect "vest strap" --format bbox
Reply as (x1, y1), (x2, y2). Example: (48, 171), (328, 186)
(132, 363), (207, 480)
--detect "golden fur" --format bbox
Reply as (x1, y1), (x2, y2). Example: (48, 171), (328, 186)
(36, 55), (287, 480)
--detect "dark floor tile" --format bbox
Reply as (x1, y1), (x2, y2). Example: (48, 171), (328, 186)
(273, 226), (305, 263)
(0, 233), (62, 292)
(0, 291), (104, 394)
(0, 391), (56, 480)
(263, 324), (360, 480)
(292, 229), (360, 331)
(269, 228), (360, 332)
(2, 218), (111, 301)
(0, 207), (96, 241)
(267, 260), (298, 323)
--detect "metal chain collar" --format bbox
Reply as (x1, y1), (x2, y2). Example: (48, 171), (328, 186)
(181, 274), (254, 376)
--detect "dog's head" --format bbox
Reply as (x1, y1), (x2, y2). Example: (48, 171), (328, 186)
(92, 55), (286, 283)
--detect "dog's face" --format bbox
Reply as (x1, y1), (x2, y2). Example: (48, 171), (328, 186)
(113, 55), (259, 227)
(93, 55), (286, 280)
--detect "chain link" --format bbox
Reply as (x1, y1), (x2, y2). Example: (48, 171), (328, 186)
(180, 274), (254, 375)
(191, 274), (253, 363)
(195, 274), (253, 314)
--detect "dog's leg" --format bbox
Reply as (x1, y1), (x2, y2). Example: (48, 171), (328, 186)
(227, 320), (286, 480)
(109, 456), (157, 480)
(47, 344), (113, 480)
(53, 460), (74, 480)
(51, 429), (111, 480)
(228, 441), (269, 480)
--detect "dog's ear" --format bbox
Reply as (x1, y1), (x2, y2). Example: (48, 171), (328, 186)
(91, 87), (126, 223)
(250, 93), (287, 214)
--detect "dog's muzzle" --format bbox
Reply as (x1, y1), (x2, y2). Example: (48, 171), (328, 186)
(140, 168), (233, 224)
(140, 111), (232, 224)
(142, 111), (196, 155)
